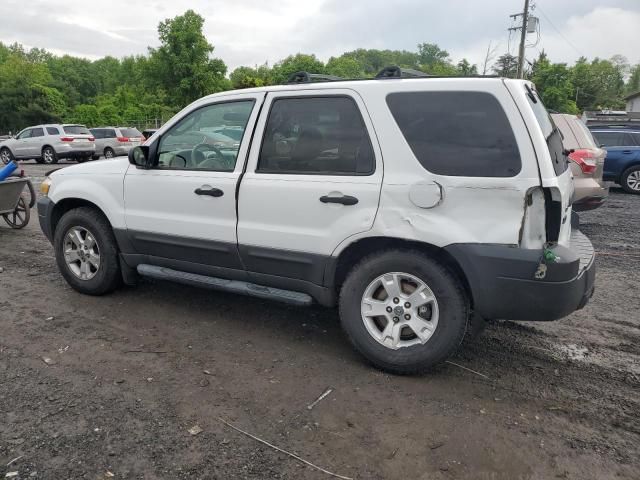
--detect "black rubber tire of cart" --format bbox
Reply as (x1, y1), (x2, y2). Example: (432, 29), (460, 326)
(3, 196), (30, 229)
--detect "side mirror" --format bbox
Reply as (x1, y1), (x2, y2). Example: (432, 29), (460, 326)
(129, 145), (151, 168)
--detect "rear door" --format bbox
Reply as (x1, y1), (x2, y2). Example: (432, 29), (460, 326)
(237, 89), (383, 285)
(592, 131), (637, 179)
(26, 127), (45, 157)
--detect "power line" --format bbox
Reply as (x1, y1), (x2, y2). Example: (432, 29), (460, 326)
(536, 4), (584, 58)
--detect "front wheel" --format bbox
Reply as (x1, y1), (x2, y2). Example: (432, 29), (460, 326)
(54, 207), (121, 295)
(339, 250), (469, 374)
(41, 146), (58, 164)
(0, 147), (13, 165)
(621, 165), (640, 194)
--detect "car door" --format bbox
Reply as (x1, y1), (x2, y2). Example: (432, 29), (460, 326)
(593, 131), (633, 179)
(13, 128), (33, 157)
(27, 127), (46, 157)
(123, 93), (264, 276)
(237, 90), (383, 286)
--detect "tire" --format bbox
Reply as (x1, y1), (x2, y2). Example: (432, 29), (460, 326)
(339, 249), (469, 374)
(41, 146), (58, 164)
(620, 165), (640, 194)
(0, 147), (13, 165)
(76, 156), (90, 163)
(104, 148), (115, 159)
(53, 207), (121, 295)
(91, 155), (99, 161)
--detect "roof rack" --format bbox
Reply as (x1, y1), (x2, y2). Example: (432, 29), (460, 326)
(286, 71), (343, 84)
(375, 66), (429, 79)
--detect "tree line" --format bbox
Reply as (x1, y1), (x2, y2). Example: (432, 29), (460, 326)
(1, 9), (638, 134)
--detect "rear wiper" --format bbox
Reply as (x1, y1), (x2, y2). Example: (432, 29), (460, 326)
(525, 84), (538, 103)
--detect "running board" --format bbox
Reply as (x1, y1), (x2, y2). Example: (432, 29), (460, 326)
(136, 264), (313, 306)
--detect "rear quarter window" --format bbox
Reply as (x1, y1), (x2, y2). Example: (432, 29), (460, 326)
(46, 127), (60, 135)
(386, 91), (521, 177)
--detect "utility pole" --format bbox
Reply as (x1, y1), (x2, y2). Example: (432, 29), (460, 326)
(509, 0), (531, 79)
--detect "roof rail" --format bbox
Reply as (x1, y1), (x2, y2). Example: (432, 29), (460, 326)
(375, 66), (429, 79)
(286, 71), (343, 84)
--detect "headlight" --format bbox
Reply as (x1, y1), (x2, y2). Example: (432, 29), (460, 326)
(40, 177), (52, 196)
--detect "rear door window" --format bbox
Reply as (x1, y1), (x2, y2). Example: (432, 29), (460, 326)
(592, 132), (631, 147)
(90, 129), (104, 139)
(386, 91), (521, 177)
(258, 96), (375, 175)
(31, 128), (44, 137)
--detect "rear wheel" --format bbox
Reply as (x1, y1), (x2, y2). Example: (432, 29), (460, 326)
(339, 250), (469, 374)
(621, 165), (640, 194)
(41, 146), (58, 164)
(0, 147), (13, 165)
(104, 148), (115, 159)
(54, 207), (121, 295)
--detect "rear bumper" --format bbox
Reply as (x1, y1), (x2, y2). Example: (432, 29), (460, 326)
(445, 230), (595, 321)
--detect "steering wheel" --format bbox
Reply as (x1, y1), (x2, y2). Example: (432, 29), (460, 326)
(192, 143), (225, 166)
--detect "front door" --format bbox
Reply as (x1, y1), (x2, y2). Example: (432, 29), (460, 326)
(123, 93), (265, 273)
(237, 90), (383, 285)
(13, 128), (33, 157)
(27, 127), (45, 157)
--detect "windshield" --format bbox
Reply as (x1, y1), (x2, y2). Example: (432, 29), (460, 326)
(525, 86), (568, 176)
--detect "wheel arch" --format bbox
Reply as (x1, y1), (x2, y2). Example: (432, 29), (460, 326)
(50, 198), (111, 239)
(327, 236), (473, 309)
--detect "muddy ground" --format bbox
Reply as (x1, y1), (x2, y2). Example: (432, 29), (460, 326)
(1, 161), (639, 480)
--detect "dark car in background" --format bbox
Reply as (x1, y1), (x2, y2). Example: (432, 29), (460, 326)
(589, 126), (640, 194)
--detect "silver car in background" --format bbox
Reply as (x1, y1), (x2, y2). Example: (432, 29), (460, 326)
(90, 127), (143, 159)
(0, 124), (95, 165)
(551, 113), (608, 210)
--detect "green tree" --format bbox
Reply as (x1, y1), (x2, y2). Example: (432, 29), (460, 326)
(627, 64), (640, 95)
(325, 56), (364, 78)
(492, 53), (518, 78)
(70, 104), (100, 127)
(456, 59), (478, 76)
(270, 54), (325, 84)
(148, 10), (228, 106)
(531, 56), (577, 113)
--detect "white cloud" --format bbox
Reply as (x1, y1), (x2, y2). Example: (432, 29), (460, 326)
(0, 0), (638, 72)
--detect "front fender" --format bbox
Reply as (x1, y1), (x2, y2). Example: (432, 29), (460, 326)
(48, 175), (125, 229)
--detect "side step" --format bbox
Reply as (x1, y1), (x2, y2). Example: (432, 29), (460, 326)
(136, 264), (313, 307)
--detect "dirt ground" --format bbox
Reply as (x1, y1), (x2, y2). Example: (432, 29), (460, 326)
(1, 161), (639, 480)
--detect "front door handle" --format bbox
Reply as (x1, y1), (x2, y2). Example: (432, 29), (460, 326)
(195, 187), (224, 197)
(319, 194), (359, 206)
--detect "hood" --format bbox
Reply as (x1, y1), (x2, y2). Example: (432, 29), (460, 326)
(51, 157), (130, 178)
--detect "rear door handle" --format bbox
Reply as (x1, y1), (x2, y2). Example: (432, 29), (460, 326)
(319, 195), (359, 206)
(195, 187), (224, 197)
(622, 150), (632, 154)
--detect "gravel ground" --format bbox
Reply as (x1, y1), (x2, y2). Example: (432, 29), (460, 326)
(1, 161), (639, 480)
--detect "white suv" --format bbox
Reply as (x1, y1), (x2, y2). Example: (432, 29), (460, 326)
(0, 124), (95, 164)
(37, 69), (596, 373)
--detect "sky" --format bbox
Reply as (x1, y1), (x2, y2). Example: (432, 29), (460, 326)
(0, 0), (638, 72)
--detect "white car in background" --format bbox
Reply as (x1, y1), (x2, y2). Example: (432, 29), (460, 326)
(0, 124), (95, 164)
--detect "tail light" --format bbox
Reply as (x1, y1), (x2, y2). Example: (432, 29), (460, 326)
(117, 137), (129, 143)
(60, 136), (74, 142)
(88, 136), (95, 142)
(568, 149), (597, 174)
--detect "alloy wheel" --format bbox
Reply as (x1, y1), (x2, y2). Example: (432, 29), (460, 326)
(626, 170), (640, 191)
(360, 272), (439, 350)
(63, 226), (101, 280)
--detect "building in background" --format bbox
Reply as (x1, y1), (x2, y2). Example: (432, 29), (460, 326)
(625, 91), (640, 113)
